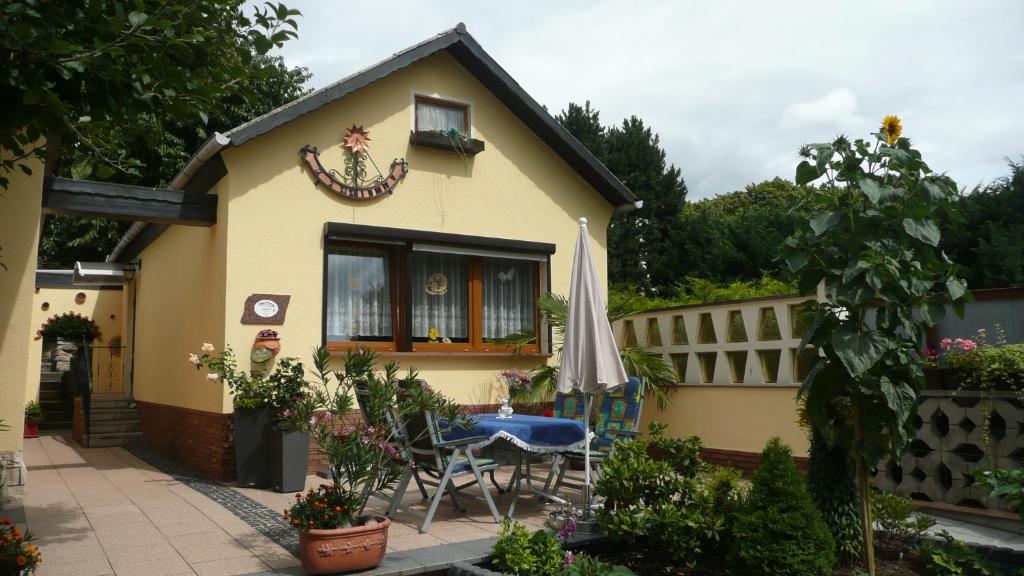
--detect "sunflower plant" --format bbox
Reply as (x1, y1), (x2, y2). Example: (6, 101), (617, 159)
(782, 116), (969, 574)
(0, 518), (42, 574)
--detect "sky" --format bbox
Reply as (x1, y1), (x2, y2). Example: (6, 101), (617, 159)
(270, 1), (1024, 200)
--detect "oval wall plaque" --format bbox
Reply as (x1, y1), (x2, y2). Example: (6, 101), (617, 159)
(254, 300), (279, 318)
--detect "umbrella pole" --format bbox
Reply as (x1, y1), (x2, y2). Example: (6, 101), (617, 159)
(583, 393), (593, 520)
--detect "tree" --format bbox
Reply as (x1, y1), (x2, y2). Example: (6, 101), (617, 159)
(0, 0), (301, 187)
(37, 54), (311, 267)
(669, 178), (808, 283)
(939, 159), (1024, 289)
(782, 118), (968, 574)
(556, 103), (687, 294)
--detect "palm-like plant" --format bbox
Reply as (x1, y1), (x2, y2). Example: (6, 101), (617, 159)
(510, 292), (676, 409)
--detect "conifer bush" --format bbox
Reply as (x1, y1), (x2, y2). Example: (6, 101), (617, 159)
(728, 437), (835, 575)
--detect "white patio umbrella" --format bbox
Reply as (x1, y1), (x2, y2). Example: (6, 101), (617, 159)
(557, 217), (628, 516)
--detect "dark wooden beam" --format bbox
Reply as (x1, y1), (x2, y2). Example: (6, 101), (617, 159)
(41, 177), (217, 226)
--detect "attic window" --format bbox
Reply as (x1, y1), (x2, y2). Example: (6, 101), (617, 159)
(415, 96), (469, 135)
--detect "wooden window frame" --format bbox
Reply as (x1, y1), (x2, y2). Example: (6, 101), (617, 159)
(323, 242), (403, 354)
(324, 241), (541, 355)
(414, 95), (470, 135)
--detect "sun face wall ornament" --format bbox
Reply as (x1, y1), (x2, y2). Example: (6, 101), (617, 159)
(301, 125), (409, 201)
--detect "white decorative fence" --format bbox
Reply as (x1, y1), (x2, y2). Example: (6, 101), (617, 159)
(615, 294), (814, 387)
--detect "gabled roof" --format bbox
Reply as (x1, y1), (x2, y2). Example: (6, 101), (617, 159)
(109, 23), (636, 262)
(218, 23), (635, 206)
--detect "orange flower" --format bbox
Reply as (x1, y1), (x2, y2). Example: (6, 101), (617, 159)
(333, 506), (342, 513)
(26, 545), (37, 554)
(0, 518), (10, 525)
(307, 520), (314, 526)
(16, 556), (26, 566)
(292, 520), (301, 526)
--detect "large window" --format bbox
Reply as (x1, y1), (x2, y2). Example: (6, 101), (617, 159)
(324, 235), (545, 354)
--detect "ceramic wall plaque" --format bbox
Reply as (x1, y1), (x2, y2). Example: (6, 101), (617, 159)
(241, 294), (290, 325)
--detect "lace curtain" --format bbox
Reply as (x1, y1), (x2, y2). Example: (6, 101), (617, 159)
(482, 258), (535, 340)
(416, 101), (466, 133)
(411, 252), (468, 341)
(326, 247), (391, 341)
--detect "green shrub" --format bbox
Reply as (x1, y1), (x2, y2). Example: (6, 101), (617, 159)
(24, 401), (44, 424)
(492, 520), (565, 576)
(728, 437), (835, 575)
(704, 465), (746, 559)
(918, 530), (1015, 576)
(595, 436), (719, 571)
(974, 467), (1024, 521)
(646, 421), (706, 477)
(560, 553), (635, 576)
(806, 428), (862, 566)
(871, 492), (935, 555)
(39, 312), (99, 342)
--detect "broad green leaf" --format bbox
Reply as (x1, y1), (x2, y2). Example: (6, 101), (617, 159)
(786, 252), (809, 273)
(879, 377), (916, 421)
(902, 218), (941, 246)
(795, 160), (819, 186)
(921, 180), (947, 202)
(831, 327), (884, 376)
(860, 178), (882, 205)
(128, 11), (148, 27)
(810, 210), (841, 237)
(947, 277), (967, 301)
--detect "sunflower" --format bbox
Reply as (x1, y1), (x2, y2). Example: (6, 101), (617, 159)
(881, 114), (902, 145)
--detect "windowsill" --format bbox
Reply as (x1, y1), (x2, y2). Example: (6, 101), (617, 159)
(409, 130), (485, 154)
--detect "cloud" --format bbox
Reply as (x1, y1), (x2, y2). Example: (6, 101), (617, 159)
(781, 88), (863, 130)
(267, 1), (1024, 199)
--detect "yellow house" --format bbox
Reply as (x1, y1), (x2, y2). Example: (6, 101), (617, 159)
(100, 24), (637, 479)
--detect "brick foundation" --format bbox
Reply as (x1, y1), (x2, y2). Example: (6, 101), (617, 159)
(136, 401), (235, 481)
(701, 447), (808, 476)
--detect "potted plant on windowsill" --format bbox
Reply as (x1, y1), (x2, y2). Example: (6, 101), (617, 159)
(268, 357), (312, 493)
(191, 343), (274, 488)
(23, 402), (43, 439)
(286, 346), (463, 574)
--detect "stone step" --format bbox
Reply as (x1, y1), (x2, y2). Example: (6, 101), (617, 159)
(89, 396), (133, 409)
(39, 389), (64, 402)
(39, 371), (63, 383)
(86, 431), (142, 447)
(39, 380), (67, 393)
(88, 420), (141, 434)
(39, 420), (73, 431)
(86, 409), (138, 422)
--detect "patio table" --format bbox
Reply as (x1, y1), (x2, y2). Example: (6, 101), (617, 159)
(445, 413), (587, 517)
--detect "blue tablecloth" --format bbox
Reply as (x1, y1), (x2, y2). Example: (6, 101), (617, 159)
(446, 414), (587, 453)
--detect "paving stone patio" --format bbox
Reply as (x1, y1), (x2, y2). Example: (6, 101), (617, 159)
(18, 435), (563, 576)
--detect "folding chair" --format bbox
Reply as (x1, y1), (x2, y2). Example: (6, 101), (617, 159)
(387, 405), (502, 533)
(544, 377), (646, 494)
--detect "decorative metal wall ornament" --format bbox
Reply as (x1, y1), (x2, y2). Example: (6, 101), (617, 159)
(301, 125), (408, 200)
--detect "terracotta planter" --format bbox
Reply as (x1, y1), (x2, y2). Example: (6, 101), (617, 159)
(23, 421), (39, 439)
(254, 336), (281, 353)
(298, 517), (391, 574)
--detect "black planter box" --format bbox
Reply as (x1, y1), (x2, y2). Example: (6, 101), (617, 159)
(270, 429), (310, 493)
(409, 130), (485, 154)
(234, 407), (271, 488)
